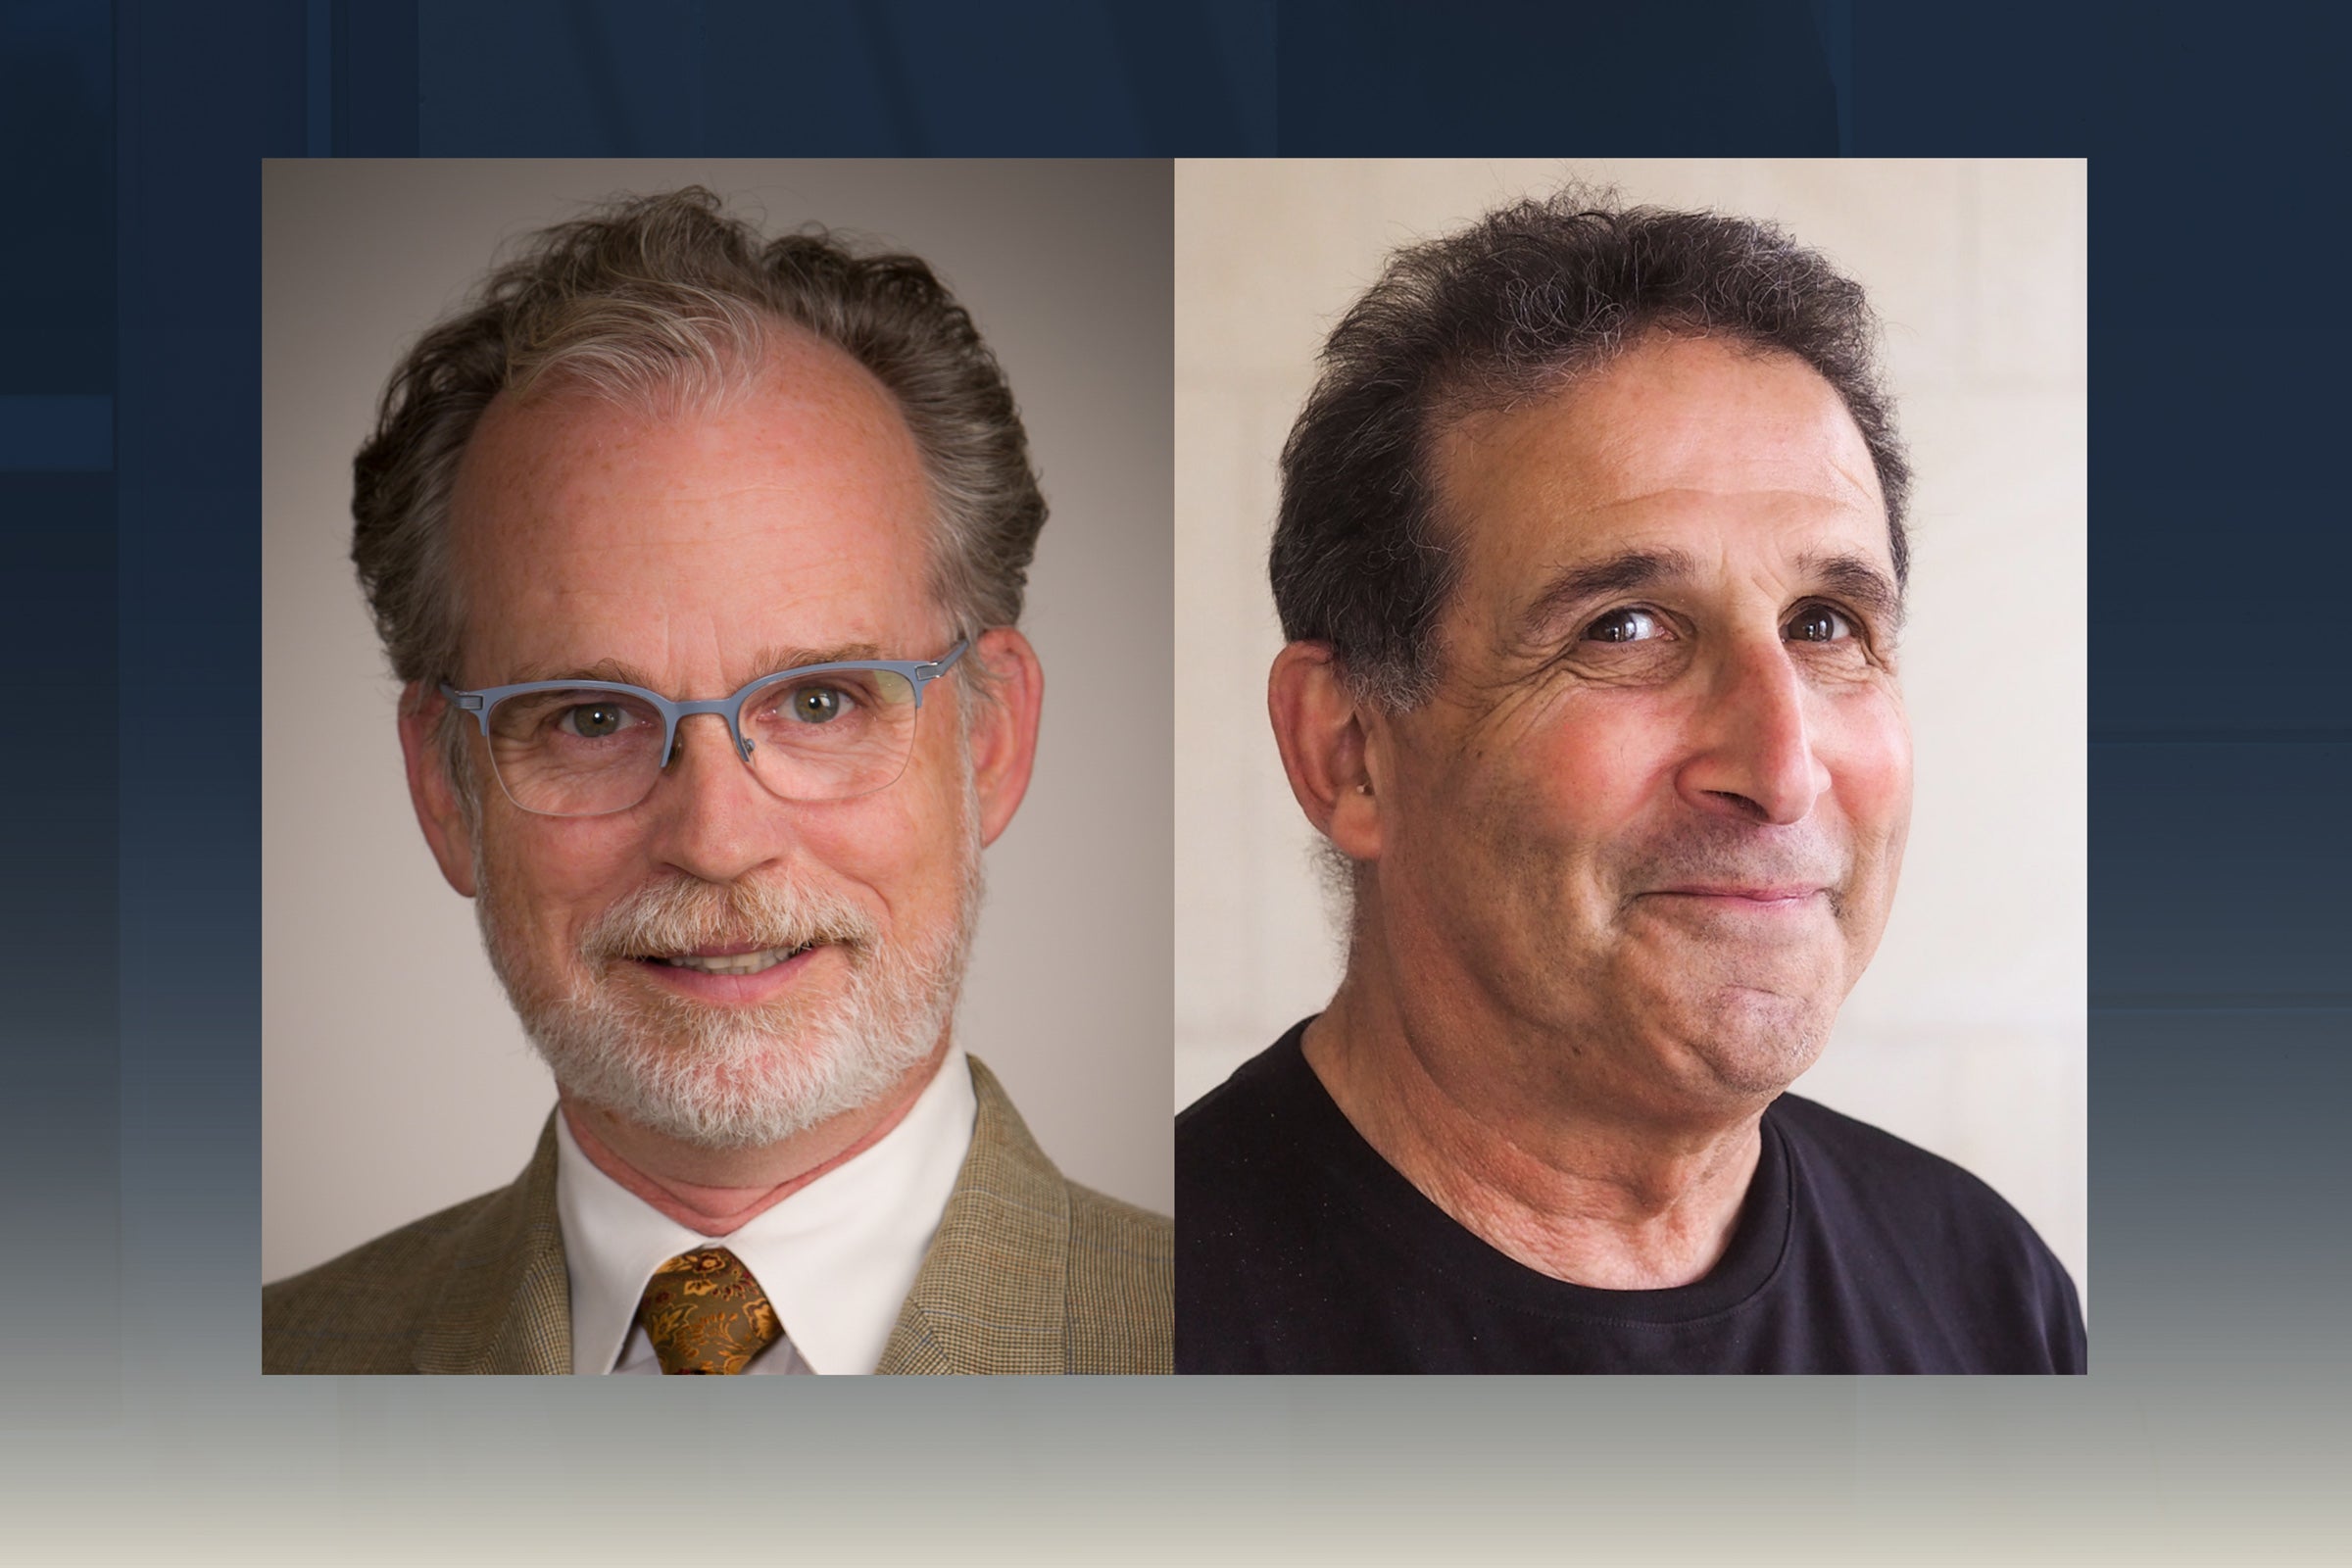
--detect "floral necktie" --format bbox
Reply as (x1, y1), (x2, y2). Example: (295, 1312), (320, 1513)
(636, 1249), (783, 1374)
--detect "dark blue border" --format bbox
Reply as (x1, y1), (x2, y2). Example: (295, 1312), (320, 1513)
(3, 0), (2349, 1534)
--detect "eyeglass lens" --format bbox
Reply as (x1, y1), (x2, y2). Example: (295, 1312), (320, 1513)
(483, 667), (921, 816)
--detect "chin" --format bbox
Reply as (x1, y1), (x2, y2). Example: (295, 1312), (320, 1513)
(482, 884), (982, 1152)
(1686, 990), (1832, 1097)
(472, 775), (989, 1152)
(527, 989), (953, 1151)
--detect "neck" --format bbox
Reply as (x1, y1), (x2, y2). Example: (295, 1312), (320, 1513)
(560, 1041), (952, 1237)
(1306, 956), (1772, 1292)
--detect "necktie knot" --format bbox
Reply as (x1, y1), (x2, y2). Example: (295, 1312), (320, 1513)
(636, 1248), (782, 1374)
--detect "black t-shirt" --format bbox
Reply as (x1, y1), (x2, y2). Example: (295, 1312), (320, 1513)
(1178, 1020), (2086, 1374)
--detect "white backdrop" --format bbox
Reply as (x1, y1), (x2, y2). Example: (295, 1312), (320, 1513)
(264, 160), (1174, 1281)
(1173, 159), (2088, 1309)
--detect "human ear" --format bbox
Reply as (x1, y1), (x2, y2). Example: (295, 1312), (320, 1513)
(1266, 641), (1382, 862)
(397, 683), (480, 899)
(964, 627), (1044, 849)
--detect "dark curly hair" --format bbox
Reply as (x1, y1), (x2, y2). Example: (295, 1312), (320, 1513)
(1271, 188), (1909, 709)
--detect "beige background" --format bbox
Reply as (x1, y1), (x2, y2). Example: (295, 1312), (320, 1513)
(264, 160), (1173, 1282)
(1174, 159), (2088, 1307)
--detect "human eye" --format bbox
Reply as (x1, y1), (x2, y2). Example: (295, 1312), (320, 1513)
(490, 689), (654, 745)
(1583, 607), (1669, 645)
(557, 697), (644, 739)
(781, 682), (858, 724)
(1784, 603), (1856, 645)
(757, 672), (889, 729)
(747, 668), (915, 749)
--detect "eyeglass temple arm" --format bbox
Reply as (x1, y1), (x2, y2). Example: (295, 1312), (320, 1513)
(440, 684), (487, 729)
(912, 636), (974, 698)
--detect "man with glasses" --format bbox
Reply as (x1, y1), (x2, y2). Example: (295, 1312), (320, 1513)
(264, 188), (1170, 1374)
(1177, 191), (2084, 1373)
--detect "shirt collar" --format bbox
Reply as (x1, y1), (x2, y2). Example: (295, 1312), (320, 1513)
(556, 1045), (977, 1375)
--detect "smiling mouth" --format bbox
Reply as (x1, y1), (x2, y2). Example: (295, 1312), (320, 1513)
(1638, 888), (1835, 917)
(1661, 889), (1820, 902)
(640, 943), (816, 976)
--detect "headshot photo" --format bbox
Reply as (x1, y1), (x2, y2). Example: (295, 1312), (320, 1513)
(1174, 159), (2087, 1372)
(263, 160), (1172, 1374)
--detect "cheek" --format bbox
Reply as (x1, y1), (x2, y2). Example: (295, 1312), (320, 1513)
(807, 801), (928, 903)
(799, 758), (971, 922)
(1458, 695), (1680, 852)
(1544, 700), (1686, 830)
(486, 818), (647, 946)
(1405, 697), (1675, 904)
(1822, 689), (1913, 858)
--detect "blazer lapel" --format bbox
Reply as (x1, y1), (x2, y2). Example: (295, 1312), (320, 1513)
(875, 1057), (1069, 1374)
(413, 1115), (573, 1375)
(401, 1066), (1067, 1375)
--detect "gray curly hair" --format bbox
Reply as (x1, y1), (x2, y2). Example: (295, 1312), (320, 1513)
(352, 186), (1047, 765)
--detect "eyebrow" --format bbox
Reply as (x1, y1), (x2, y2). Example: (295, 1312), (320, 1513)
(1517, 548), (1699, 640)
(1795, 551), (1905, 627)
(503, 643), (891, 692)
(1515, 546), (1906, 641)
(746, 642), (889, 675)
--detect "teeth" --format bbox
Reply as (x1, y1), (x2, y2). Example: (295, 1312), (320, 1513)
(654, 945), (808, 976)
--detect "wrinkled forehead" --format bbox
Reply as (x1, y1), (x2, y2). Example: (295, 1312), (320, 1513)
(1432, 335), (1891, 581)
(452, 333), (930, 559)
(443, 336), (941, 674)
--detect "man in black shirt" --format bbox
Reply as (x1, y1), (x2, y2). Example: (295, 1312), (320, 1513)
(1178, 192), (2084, 1373)
(1181, 1022), (2083, 1372)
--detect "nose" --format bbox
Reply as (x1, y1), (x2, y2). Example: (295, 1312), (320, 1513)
(1676, 638), (1830, 826)
(640, 710), (793, 883)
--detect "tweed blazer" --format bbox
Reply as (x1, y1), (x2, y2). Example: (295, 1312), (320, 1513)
(263, 1057), (1171, 1374)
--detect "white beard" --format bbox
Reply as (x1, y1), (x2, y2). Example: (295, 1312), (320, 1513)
(476, 786), (983, 1152)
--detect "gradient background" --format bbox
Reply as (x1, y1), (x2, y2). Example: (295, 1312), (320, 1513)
(1175, 157), (2088, 1306)
(263, 159), (1173, 1281)
(4, 1), (2349, 1564)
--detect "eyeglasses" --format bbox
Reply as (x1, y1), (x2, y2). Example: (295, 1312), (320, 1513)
(441, 638), (971, 817)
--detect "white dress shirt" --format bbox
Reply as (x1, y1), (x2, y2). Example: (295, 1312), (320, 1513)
(554, 1046), (977, 1375)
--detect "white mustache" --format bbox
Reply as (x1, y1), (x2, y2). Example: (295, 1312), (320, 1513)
(578, 875), (878, 965)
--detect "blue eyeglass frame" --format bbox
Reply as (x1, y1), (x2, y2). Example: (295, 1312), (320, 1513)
(440, 636), (972, 774)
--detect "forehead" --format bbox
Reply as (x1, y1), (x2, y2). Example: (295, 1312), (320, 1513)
(445, 333), (936, 677)
(1432, 335), (1892, 591)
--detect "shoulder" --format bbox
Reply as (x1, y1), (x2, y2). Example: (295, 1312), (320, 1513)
(1064, 1171), (1175, 1258)
(1179, 1026), (1313, 1133)
(1770, 1092), (2086, 1370)
(262, 1186), (515, 1375)
(1177, 1022), (1332, 1236)
(264, 1116), (564, 1376)
(1177, 1023), (1376, 1372)
(1177, 1022), (1320, 1177)
(950, 1056), (1172, 1374)
(1771, 1092), (2035, 1227)
(1059, 1177), (1175, 1374)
